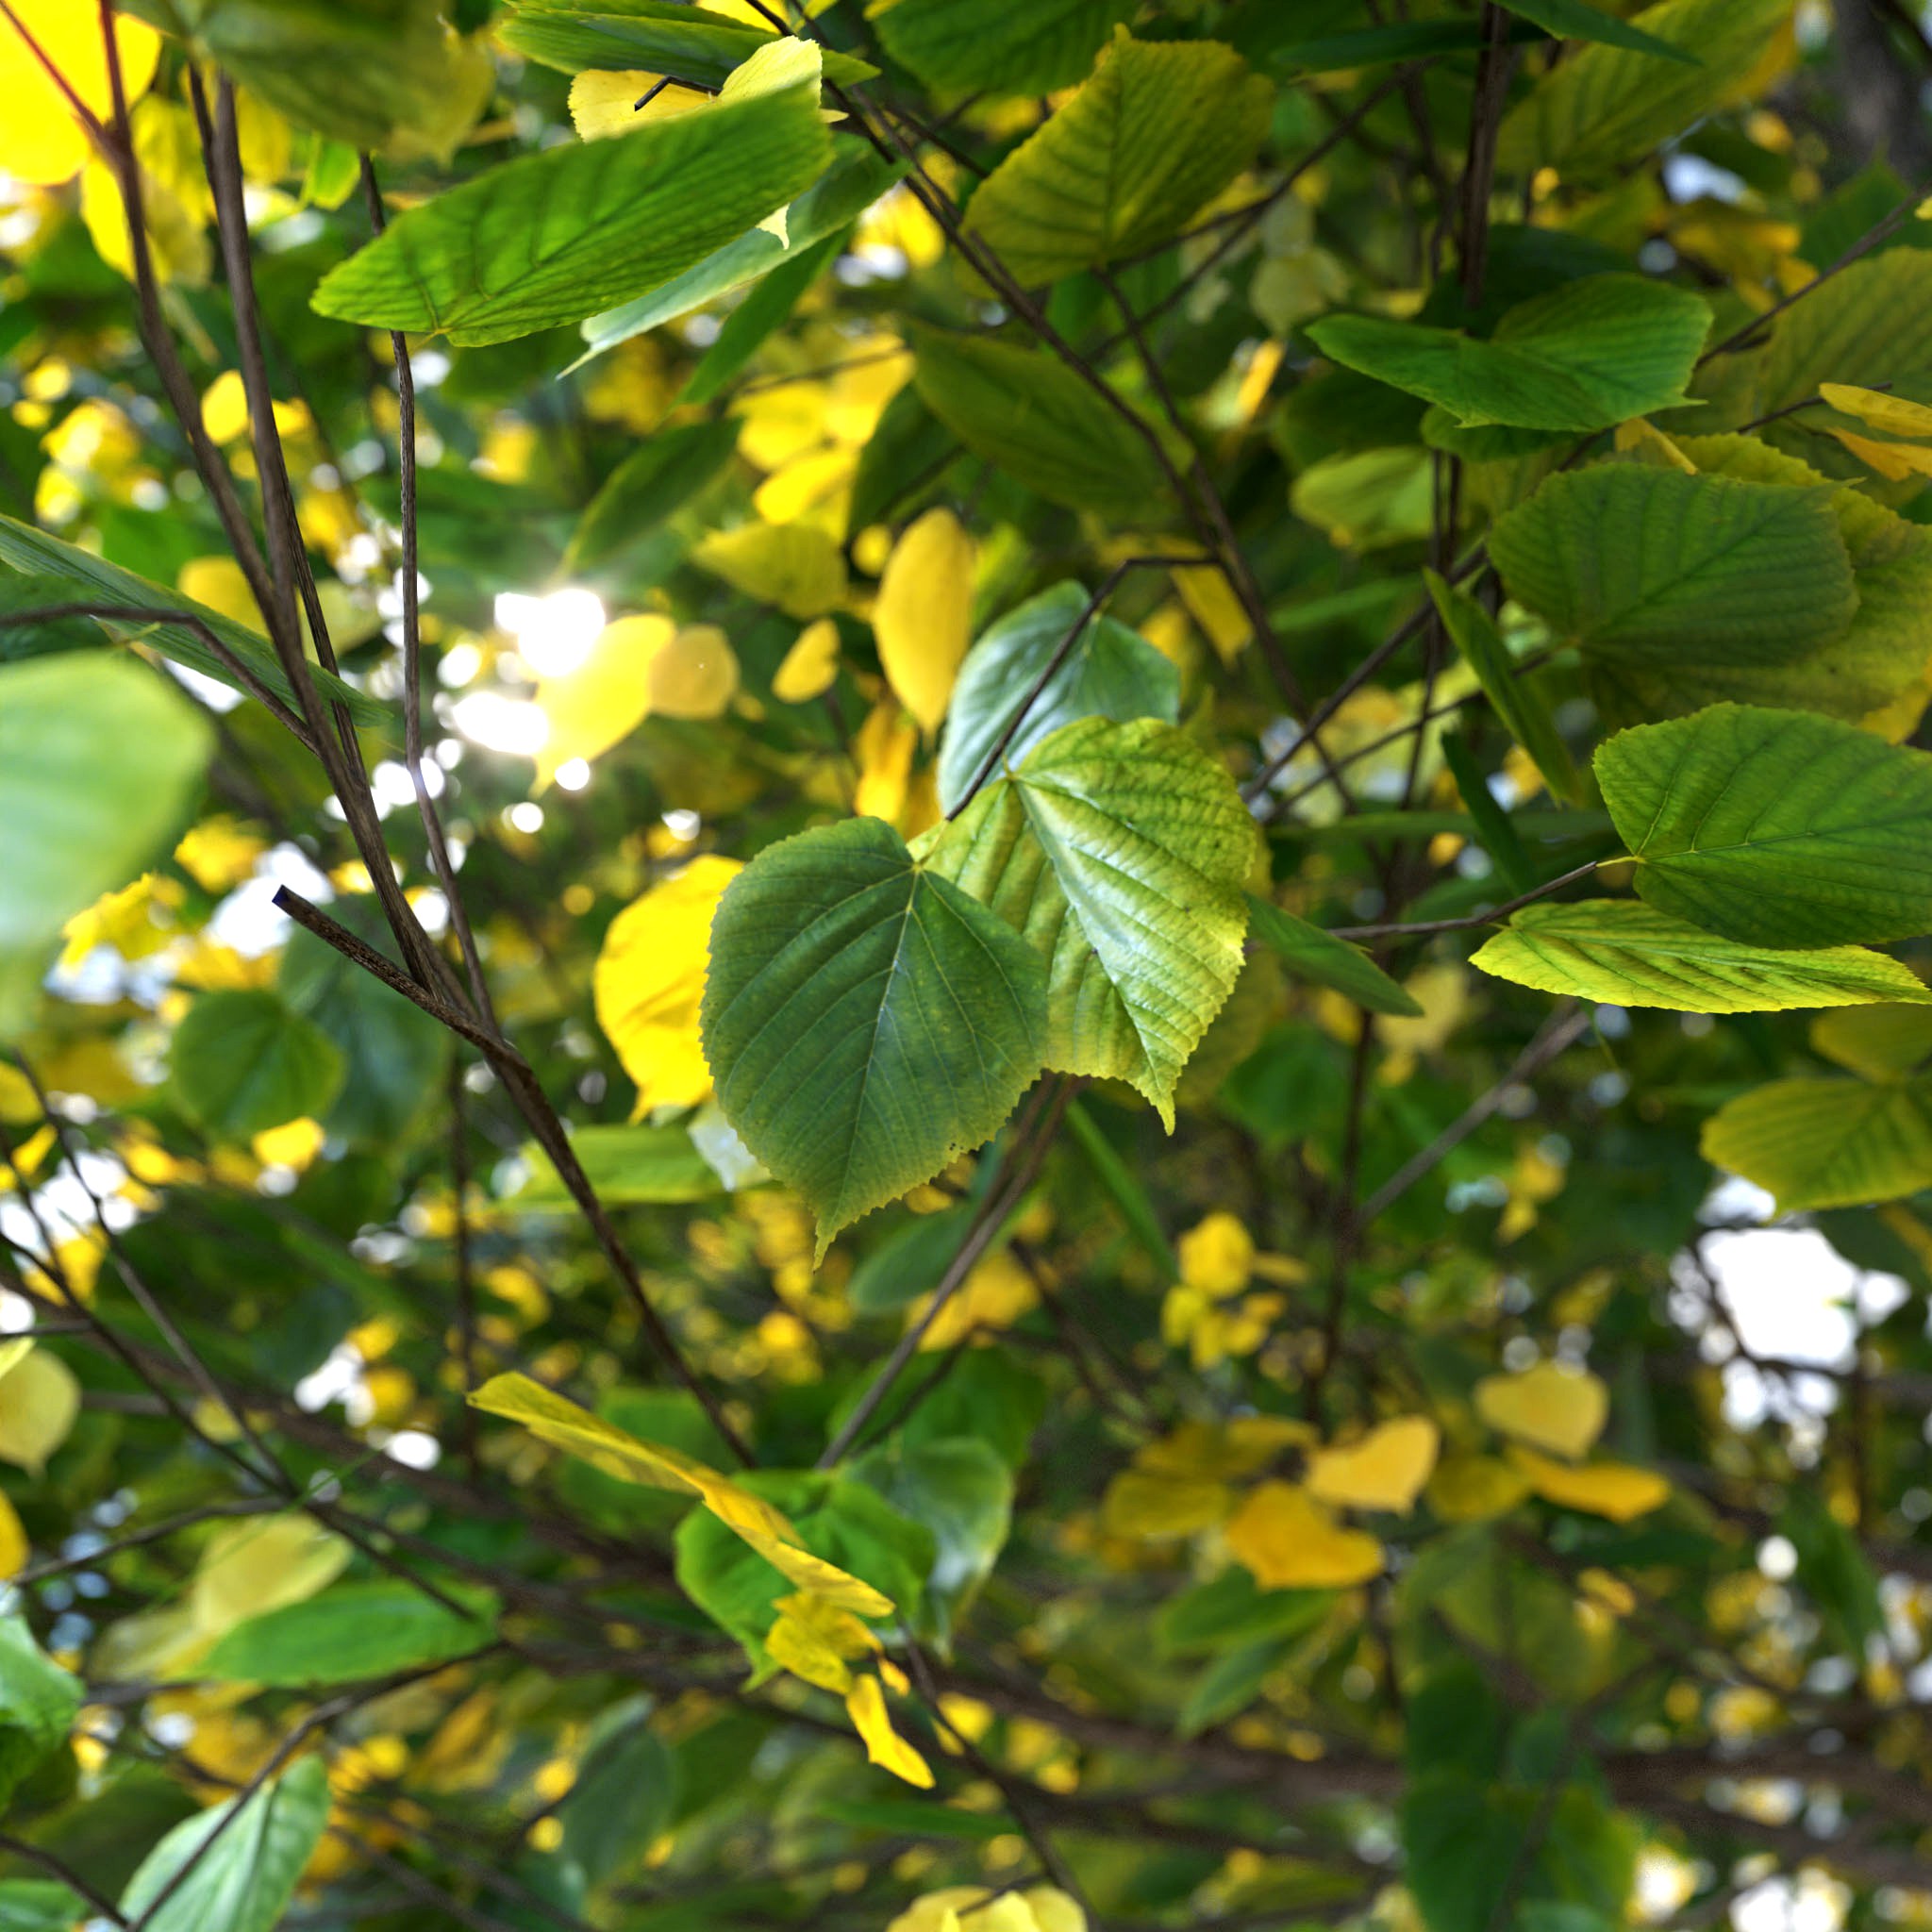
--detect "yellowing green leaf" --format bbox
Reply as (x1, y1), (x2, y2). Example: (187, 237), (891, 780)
(189, 1514), (352, 1640)
(1474, 1361), (1608, 1461)
(1494, 0), (1789, 176)
(1811, 1005), (1932, 1080)
(1507, 1447), (1670, 1522)
(924, 716), (1254, 1125)
(1305, 1417), (1440, 1517)
(962, 32), (1272, 288)
(912, 329), (1171, 519)
(0, 1347), (78, 1478)
(594, 855), (742, 1115)
(1701, 1076), (1932, 1213)
(693, 519), (848, 619)
(1100, 1469), (1231, 1540)
(874, 508), (975, 736)
(1224, 1481), (1383, 1589)
(1472, 901), (1932, 1013)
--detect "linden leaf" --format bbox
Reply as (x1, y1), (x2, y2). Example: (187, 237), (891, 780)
(845, 1672), (935, 1789)
(1304, 1416), (1441, 1517)
(874, 508), (975, 737)
(535, 613), (673, 790)
(773, 618), (841, 703)
(1224, 1481), (1384, 1589)
(0, 1), (159, 187)
(0, 1347), (78, 1478)
(1474, 1361), (1608, 1461)
(1508, 1447), (1671, 1522)
(594, 856), (742, 1116)
(189, 1514), (353, 1640)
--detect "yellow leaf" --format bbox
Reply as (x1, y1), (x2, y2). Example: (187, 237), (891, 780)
(0, 1491), (26, 1580)
(569, 68), (713, 140)
(1819, 381), (1932, 440)
(1823, 425), (1932, 481)
(853, 696), (920, 826)
(470, 1373), (893, 1617)
(189, 1513), (352, 1639)
(650, 624), (741, 720)
(1305, 1416), (1439, 1516)
(766, 1590), (877, 1692)
(177, 556), (265, 633)
(592, 855), (741, 1113)
(1172, 563), (1252, 665)
(1508, 1446), (1670, 1523)
(252, 1117), (325, 1172)
(0, 0), (159, 186)
(1224, 1480), (1384, 1589)
(0, 1345), (80, 1477)
(536, 613), (675, 790)
(773, 618), (841, 702)
(753, 444), (856, 531)
(1135, 1415), (1311, 1481)
(1613, 418), (1697, 472)
(58, 874), (176, 970)
(1426, 1454), (1532, 1523)
(891, 1891), (1082, 1932)
(79, 98), (211, 287)
(693, 520), (848, 619)
(1474, 1361), (1607, 1460)
(874, 508), (975, 735)
(1100, 1469), (1232, 1540)
(1175, 1211), (1253, 1298)
(175, 816), (267, 892)
(911, 1248), (1037, 1350)
(845, 1673), (934, 1789)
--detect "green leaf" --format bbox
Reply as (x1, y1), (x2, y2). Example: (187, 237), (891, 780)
(0, 656), (210, 1039)
(312, 75), (834, 345)
(1442, 727), (1538, 896)
(514, 1123), (727, 1207)
(502, 0), (875, 87)
(937, 580), (1180, 813)
(0, 574), (127, 661)
(1494, 0), (1789, 175)
(874, 0), (1136, 93)
(202, 1580), (498, 1687)
(1178, 1637), (1291, 1737)
(1489, 464), (1874, 720)
(851, 1435), (1013, 1641)
(1471, 900), (1932, 1013)
(912, 328), (1172, 518)
(1156, 1568), (1334, 1658)
(1306, 275), (1710, 432)
(679, 228), (847, 408)
(924, 716), (1255, 1125)
(119, 1756), (331, 1932)
(1425, 570), (1581, 804)
(280, 906), (449, 1150)
(171, 990), (346, 1141)
(574, 142), (902, 365)
(1495, 0), (1699, 64)
(701, 814), (1047, 1254)
(1701, 1075), (1932, 1212)
(0, 1881), (83, 1931)
(1270, 19), (1541, 74)
(850, 383), (962, 534)
(1062, 1098), (1176, 1274)
(1245, 894), (1423, 1018)
(847, 1203), (977, 1313)
(1596, 705), (1932, 946)
(0, 513), (383, 723)
(131, 0), (475, 149)
(0, 1618), (82, 1811)
(559, 1718), (678, 1886)
(1812, 1003), (1932, 1080)
(1290, 445), (1435, 551)
(565, 417), (742, 573)
(961, 34), (1273, 288)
